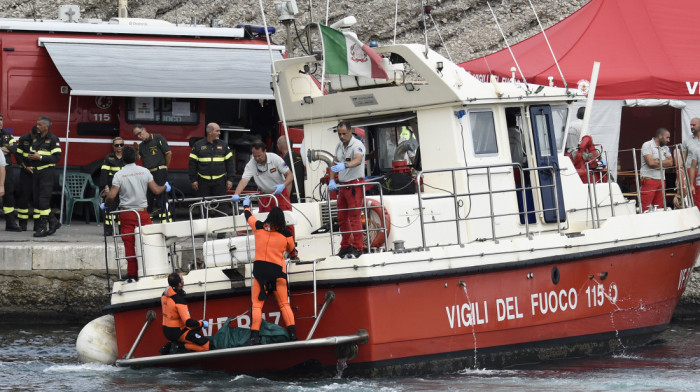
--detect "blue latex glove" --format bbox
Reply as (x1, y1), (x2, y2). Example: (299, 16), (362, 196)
(232, 194), (240, 202)
(273, 183), (286, 195)
(202, 320), (209, 329)
(100, 202), (106, 210)
(330, 161), (346, 173)
(243, 196), (251, 207)
(164, 181), (171, 192)
(328, 179), (338, 191)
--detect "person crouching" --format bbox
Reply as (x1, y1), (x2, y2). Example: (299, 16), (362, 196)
(242, 197), (297, 345)
(161, 273), (211, 352)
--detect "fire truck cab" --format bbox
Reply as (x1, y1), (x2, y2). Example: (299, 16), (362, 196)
(0, 16), (286, 194)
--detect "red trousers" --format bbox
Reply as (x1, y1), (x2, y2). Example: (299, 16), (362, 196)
(258, 191), (295, 239)
(120, 209), (153, 276)
(337, 179), (364, 249)
(640, 178), (665, 212)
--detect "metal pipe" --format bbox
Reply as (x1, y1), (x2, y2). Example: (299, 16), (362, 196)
(394, 140), (412, 161)
(125, 310), (156, 359)
(632, 148), (642, 212)
(306, 291), (335, 340)
(307, 149), (335, 168)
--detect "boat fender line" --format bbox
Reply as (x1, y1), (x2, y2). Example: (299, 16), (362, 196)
(551, 266), (560, 285)
(76, 314), (118, 365)
(125, 310), (157, 360)
(364, 198), (391, 249)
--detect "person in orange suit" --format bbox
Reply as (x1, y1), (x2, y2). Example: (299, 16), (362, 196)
(161, 273), (211, 352)
(242, 196), (297, 345)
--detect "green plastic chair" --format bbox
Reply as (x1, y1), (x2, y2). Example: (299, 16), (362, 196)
(60, 172), (101, 225)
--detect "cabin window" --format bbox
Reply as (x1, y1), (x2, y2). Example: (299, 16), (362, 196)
(532, 112), (552, 157)
(125, 98), (199, 125)
(469, 110), (498, 155)
(551, 105), (569, 152)
(376, 125), (418, 171)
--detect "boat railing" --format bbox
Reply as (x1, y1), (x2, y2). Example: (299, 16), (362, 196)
(583, 150), (614, 228)
(187, 195), (249, 271)
(325, 181), (388, 255)
(415, 163), (562, 249)
(616, 143), (693, 213)
(106, 208), (147, 281)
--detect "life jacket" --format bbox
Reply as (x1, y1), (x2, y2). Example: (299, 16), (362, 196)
(573, 135), (608, 183)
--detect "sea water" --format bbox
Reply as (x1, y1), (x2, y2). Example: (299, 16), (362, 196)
(1, 322), (698, 391)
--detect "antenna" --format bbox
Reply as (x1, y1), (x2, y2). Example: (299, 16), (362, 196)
(421, 0), (429, 58)
(487, 1), (531, 93)
(528, 0), (568, 92)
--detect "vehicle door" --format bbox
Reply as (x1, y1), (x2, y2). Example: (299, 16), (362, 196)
(529, 105), (566, 223)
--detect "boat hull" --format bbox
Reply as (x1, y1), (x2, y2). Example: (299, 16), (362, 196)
(109, 239), (698, 375)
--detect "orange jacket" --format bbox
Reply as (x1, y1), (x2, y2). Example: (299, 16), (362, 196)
(161, 286), (200, 329)
(245, 208), (295, 271)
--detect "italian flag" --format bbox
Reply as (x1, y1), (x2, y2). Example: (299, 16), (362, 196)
(319, 24), (389, 80)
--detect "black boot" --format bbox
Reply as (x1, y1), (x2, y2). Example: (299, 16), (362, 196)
(33, 217), (49, 238)
(287, 325), (298, 342)
(18, 218), (27, 232)
(246, 330), (260, 346)
(5, 211), (21, 232)
(47, 214), (61, 235)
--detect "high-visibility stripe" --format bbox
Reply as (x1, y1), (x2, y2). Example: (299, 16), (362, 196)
(101, 165), (122, 172)
(198, 172), (226, 180)
(3, 206), (14, 214)
(35, 163), (54, 170)
(190, 155), (230, 162)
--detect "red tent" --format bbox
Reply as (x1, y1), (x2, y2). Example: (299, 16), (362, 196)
(459, 0), (700, 100)
(460, 0), (700, 176)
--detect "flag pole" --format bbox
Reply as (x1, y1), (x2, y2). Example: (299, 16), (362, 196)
(258, 0), (300, 204)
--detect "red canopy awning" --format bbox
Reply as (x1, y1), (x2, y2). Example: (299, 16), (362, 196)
(459, 0), (700, 100)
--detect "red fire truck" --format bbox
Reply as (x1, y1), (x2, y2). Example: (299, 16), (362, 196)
(0, 16), (287, 193)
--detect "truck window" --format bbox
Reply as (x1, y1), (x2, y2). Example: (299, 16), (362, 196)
(125, 98), (199, 125)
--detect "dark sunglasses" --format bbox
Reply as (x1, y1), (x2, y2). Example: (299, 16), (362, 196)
(113, 143), (124, 147)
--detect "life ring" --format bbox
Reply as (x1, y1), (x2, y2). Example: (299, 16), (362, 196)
(362, 198), (391, 250)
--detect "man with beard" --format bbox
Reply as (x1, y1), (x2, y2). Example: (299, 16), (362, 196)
(640, 128), (673, 212)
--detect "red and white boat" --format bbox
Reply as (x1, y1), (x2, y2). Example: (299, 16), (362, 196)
(77, 31), (700, 376)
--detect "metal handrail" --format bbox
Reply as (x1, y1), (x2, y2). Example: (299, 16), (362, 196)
(326, 181), (388, 255)
(618, 143), (692, 213)
(415, 163), (562, 249)
(108, 208), (145, 279)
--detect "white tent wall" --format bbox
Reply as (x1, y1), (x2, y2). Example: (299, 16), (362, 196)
(573, 99), (700, 180)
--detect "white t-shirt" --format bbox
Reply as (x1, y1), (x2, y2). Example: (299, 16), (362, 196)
(565, 118), (583, 153)
(640, 138), (671, 180)
(335, 136), (365, 182)
(0, 151), (5, 166)
(112, 163), (153, 209)
(241, 152), (289, 193)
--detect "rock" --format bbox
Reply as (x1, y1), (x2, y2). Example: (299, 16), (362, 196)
(0, 0), (592, 62)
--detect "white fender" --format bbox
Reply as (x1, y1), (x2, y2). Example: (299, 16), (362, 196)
(76, 314), (118, 364)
